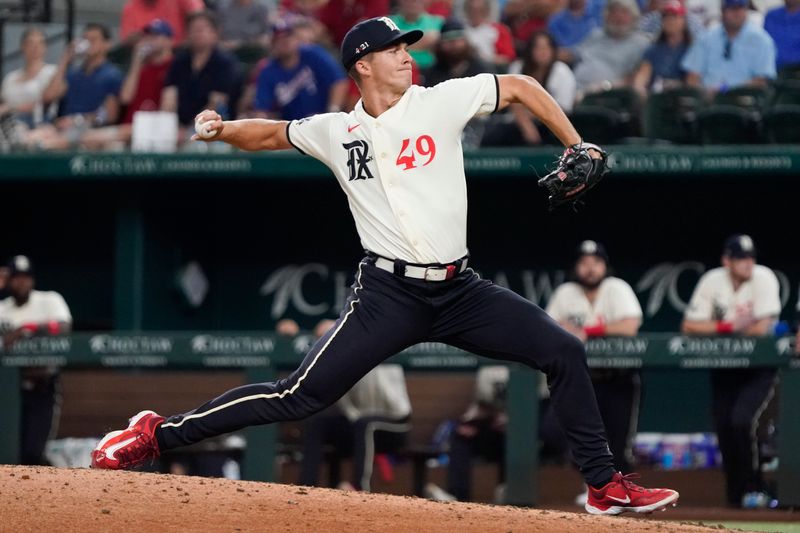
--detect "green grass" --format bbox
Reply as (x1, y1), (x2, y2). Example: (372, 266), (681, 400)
(701, 522), (800, 532)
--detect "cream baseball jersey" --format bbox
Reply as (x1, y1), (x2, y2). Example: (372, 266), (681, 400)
(545, 277), (643, 327)
(0, 290), (72, 332)
(286, 73), (500, 264)
(684, 265), (781, 322)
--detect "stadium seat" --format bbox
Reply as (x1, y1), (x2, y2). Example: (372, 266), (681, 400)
(644, 87), (705, 144)
(778, 64), (800, 81)
(770, 80), (800, 106)
(763, 104), (800, 143)
(712, 86), (769, 111)
(697, 105), (761, 144)
(568, 105), (624, 145)
(580, 87), (642, 137)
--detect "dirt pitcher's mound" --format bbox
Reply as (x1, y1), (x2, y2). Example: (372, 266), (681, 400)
(0, 465), (730, 532)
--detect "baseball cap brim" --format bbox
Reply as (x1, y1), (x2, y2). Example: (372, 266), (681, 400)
(345, 29), (423, 70)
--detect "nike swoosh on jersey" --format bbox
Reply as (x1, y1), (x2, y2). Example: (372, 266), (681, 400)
(606, 495), (630, 504)
(105, 435), (139, 460)
(348, 124), (361, 133)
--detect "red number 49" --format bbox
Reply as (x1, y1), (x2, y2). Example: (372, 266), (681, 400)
(396, 135), (436, 171)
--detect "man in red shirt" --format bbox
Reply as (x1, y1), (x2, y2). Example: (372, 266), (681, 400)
(315, 0), (390, 46)
(120, 0), (205, 45)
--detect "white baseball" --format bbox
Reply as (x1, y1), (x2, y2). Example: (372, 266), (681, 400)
(195, 119), (218, 139)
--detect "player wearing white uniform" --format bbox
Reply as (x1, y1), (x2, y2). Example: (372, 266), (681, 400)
(93, 17), (678, 515)
(0, 255), (72, 465)
(546, 240), (643, 505)
(682, 234), (781, 509)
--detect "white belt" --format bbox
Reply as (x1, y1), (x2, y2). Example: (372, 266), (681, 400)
(373, 256), (468, 282)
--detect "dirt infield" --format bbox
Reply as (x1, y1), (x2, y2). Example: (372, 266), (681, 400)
(0, 465), (736, 532)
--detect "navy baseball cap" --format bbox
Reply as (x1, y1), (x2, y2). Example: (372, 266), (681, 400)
(341, 16), (423, 71)
(576, 240), (610, 263)
(143, 19), (174, 38)
(7, 255), (34, 277)
(723, 234), (757, 258)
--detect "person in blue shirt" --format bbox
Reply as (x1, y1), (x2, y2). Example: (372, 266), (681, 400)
(682, 0), (777, 92)
(633, 0), (692, 95)
(549, 0), (602, 60)
(764, 0), (800, 69)
(254, 19), (348, 120)
(42, 23), (121, 124)
(26, 23), (122, 149)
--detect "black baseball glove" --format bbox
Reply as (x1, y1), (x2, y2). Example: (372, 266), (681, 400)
(538, 143), (609, 209)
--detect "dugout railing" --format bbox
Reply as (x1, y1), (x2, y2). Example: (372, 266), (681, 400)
(1, 332), (798, 507)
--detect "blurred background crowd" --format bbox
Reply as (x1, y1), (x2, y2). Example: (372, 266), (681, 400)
(0, 0), (798, 152)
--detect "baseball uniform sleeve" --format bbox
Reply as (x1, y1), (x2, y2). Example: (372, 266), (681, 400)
(607, 279), (643, 322)
(753, 267), (781, 319)
(43, 292), (72, 324)
(684, 273), (714, 322)
(425, 73), (499, 125)
(286, 112), (342, 165)
(545, 285), (569, 321)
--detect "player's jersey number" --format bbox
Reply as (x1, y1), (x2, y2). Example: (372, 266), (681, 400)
(396, 135), (436, 171)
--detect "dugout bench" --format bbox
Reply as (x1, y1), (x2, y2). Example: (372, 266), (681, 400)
(1, 332), (798, 506)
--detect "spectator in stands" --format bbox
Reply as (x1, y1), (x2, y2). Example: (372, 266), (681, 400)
(569, 0), (651, 94)
(161, 12), (238, 128)
(463, 0), (517, 69)
(0, 28), (57, 129)
(297, 319), (412, 492)
(390, 0), (445, 70)
(26, 23), (122, 150)
(681, 235), (781, 509)
(639, 0), (705, 39)
(253, 18), (347, 119)
(482, 31), (576, 146)
(0, 255), (72, 465)
(502, 0), (562, 54)
(315, 0), (390, 47)
(682, 0), (777, 93)
(548, 0), (601, 61)
(633, 0), (692, 96)
(216, 0), (272, 50)
(120, 0), (205, 45)
(423, 19), (495, 87)
(764, 0), (800, 69)
(546, 240), (643, 506)
(81, 19), (175, 150)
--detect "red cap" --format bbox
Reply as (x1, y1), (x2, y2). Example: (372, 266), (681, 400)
(662, 0), (687, 15)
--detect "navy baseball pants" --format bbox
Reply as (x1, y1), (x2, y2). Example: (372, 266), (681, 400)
(156, 256), (616, 486)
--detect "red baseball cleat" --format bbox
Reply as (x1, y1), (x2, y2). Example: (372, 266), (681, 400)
(91, 410), (165, 470)
(585, 472), (679, 515)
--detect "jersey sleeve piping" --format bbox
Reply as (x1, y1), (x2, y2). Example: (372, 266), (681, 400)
(491, 74), (500, 114)
(285, 121), (307, 155)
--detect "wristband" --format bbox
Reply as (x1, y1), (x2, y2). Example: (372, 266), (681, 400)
(716, 321), (734, 334)
(584, 323), (607, 337)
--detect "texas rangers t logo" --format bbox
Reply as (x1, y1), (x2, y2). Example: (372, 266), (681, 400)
(378, 17), (400, 32)
(343, 140), (374, 181)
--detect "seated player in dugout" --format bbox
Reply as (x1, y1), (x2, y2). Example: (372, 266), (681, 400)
(681, 234), (781, 509)
(545, 240), (643, 506)
(92, 16), (678, 515)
